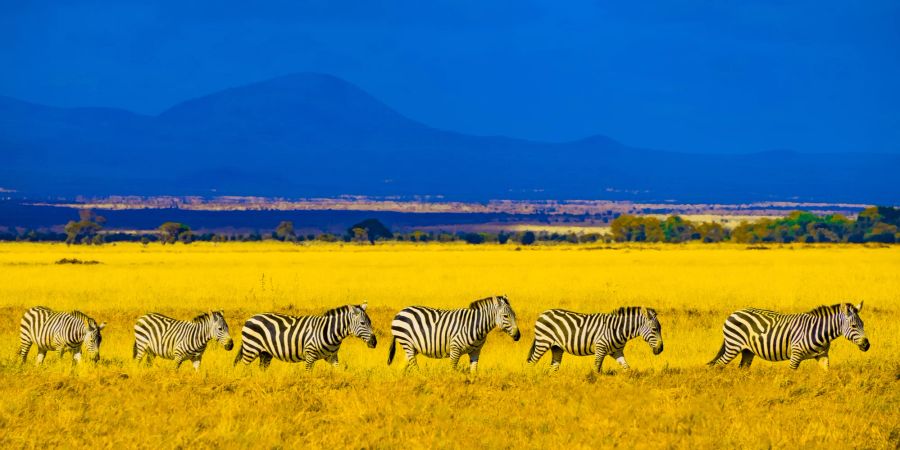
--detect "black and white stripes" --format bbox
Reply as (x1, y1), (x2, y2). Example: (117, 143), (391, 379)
(133, 310), (234, 370)
(234, 303), (377, 370)
(14, 299), (873, 373)
(18, 306), (106, 365)
(708, 302), (870, 370)
(388, 295), (521, 372)
(526, 307), (664, 372)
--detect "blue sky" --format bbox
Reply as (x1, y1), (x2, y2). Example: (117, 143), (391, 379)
(2, 1), (898, 153)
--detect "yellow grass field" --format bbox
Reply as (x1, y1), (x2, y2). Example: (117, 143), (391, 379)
(0, 242), (898, 448)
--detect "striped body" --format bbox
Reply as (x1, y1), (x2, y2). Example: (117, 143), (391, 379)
(234, 303), (377, 370)
(527, 307), (663, 372)
(388, 295), (521, 373)
(18, 306), (106, 365)
(709, 302), (869, 370)
(133, 311), (234, 370)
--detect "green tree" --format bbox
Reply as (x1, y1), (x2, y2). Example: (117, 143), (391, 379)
(347, 219), (392, 244)
(275, 221), (296, 242)
(158, 222), (191, 244)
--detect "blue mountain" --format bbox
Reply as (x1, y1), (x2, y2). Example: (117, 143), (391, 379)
(1, 73), (897, 203)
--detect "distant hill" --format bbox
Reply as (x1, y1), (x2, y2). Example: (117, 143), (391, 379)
(1, 73), (897, 203)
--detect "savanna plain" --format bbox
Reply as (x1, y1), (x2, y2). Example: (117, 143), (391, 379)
(0, 242), (897, 449)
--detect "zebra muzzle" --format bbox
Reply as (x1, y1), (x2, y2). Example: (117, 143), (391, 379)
(224, 340), (235, 351)
(859, 339), (870, 352)
(653, 343), (664, 355)
(367, 336), (378, 348)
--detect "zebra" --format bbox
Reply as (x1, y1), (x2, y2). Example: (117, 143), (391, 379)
(18, 306), (106, 365)
(133, 310), (234, 370)
(234, 303), (377, 370)
(388, 295), (521, 373)
(708, 302), (869, 370)
(526, 307), (663, 372)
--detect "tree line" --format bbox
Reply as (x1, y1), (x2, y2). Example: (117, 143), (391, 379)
(1, 207), (898, 245)
(610, 207), (899, 243)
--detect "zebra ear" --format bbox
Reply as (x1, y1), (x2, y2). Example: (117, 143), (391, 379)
(98, 322), (106, 330)
(360, 302), (368, 311)
(855, 301), (863, 312)
(640, 306), (649, 318)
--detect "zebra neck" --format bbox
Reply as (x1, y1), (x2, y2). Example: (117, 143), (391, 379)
(472, 306), (498, 338)
(817, 313), (842, 342)
(322, 315), (351, 344)
(610, 314), (641, 340)
(199, 317), (215, 341)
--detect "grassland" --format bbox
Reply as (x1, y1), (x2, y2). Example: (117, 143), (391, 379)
(0, 242), (897, 448)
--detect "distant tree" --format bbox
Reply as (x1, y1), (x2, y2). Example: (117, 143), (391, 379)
(865, 222), (897, 243)
(697, 222), (727, 243)
(64, 209), (105, 245)
(521, 231), (536, 245)
(347, 219), (392, 244)
(158, 222), (191, 244)
(351, 227), (369, 243)
(497, 232), (510, 245)
(275, 221), (296, 242)
(462, 232), (485, 244)
(663, 216), (698, 243)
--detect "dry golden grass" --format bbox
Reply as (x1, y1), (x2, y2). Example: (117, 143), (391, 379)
(0, 242), (898, 448)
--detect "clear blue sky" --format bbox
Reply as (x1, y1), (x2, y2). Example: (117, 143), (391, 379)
(2, 1), (898, 153)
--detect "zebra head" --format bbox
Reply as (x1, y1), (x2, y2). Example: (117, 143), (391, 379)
(82, 318), (106, 363)
(351, 302), (377, 348)
(209, 311), (235, 351)
(841, 302), (869, 352)
(494, 295), (521, 341)
(638, 307), (664, 355)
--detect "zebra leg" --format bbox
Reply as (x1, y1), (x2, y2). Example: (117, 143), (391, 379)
(304, 354), (317, 371)
(610, 348), (630, 370)
(191, 357), (202, 371)
(326, 353), (339, 368)
(593, 349), (608, 373)
(35, 350), (47, 366)
(174, 354), (187, 370)
(815, 354), (829, 371)
(468, 347), (482, 373)
(712, 341), (743, 367)
(527, 338), (551, 365)
(403, 349), (419, 373)
(789, 347), (805, 370)
(133, 340), (148, 363)
(258, 353), (273, 370)
(738, 350), (755, 369)
(449, 347), (463, 372)
(550, 346), (564, 372)
(18, 337), (32, 364)
(72, 349), (83, 365)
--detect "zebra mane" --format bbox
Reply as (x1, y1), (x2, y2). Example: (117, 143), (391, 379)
(809, 304), (844, 317)
(68, 310), (95, 326)
(611, 307), (657, 319)
(323, 305), (354, 317)
(469, 296), (501, 309)
(190, 311), (219, 323)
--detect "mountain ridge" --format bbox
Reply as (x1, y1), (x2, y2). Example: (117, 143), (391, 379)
(1, 72), (897, 203)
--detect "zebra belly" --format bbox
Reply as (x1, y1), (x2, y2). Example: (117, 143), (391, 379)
(747, 334), (791, 361)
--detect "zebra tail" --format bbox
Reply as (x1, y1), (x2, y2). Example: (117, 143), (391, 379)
(132, 341), (137, 360)
(233, 344), (244, 366)
(708, 340), (726, 366)
(387, 337), (397, 365)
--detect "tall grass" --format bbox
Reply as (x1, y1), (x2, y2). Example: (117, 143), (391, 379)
(0, 242), (897, 448)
